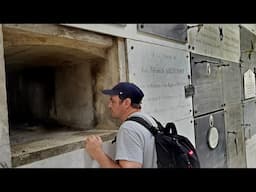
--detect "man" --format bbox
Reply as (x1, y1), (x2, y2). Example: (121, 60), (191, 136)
(84, 82), (157, 168)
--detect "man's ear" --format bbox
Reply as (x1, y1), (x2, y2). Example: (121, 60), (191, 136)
(123, 98), (132, 107)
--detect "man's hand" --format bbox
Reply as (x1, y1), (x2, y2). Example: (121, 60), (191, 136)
(84, 135), (104, 160)
(84, 135), (142, 168)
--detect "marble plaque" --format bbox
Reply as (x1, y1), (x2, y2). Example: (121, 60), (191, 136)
(244, 69), (256, 99)
(126, 39), (192, 125)
(191, 53), (223, 116)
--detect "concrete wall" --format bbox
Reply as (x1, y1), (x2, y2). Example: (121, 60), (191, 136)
(52, 63), (94, 129)
(0, 24), (11, 167)
(0, 24), (124, 167)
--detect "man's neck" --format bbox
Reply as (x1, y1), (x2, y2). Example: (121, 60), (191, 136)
(120, 108), (141, 122)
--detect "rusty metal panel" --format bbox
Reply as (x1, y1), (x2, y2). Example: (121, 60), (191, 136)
(225, 104), (246, 168)
(126, 39), (193, 126)
(194, 111), (227, 168)
(220, 24), (240, 63)
(191, 53), (223, 116)
(222, 60), (241, 105)
(137, 24), (187, 43)
(242, 99), (256, 140)
(240, 26), (256, 73)
(188, 24), (240, 63)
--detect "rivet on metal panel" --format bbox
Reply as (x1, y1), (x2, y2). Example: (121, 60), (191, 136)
(188, 45), (191, 49)
(192, 46), (195, 50)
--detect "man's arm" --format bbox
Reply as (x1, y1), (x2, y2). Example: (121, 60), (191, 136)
(85, 135), (142, 168)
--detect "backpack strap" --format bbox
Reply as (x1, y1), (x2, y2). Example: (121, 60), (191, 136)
(151, 117), (165, 132)
(165, 122), (178, 135)
(125, 116), (159, 136)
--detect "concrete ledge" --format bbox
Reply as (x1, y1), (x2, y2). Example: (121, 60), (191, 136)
(11, 129), (117, 167)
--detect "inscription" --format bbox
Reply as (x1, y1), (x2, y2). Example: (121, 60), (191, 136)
(127, 40), (192, 121)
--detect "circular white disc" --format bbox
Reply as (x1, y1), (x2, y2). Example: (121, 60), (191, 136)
(208, 127), (219, 149)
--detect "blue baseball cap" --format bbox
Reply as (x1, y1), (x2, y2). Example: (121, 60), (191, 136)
(102, 82), (144, 104)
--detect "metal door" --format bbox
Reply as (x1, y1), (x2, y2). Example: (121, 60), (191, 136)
(194, 110), (227, 168)
(137, 24), (187, 43)
(225, 104), (246, 167)
(222, 60), (241, 105)
(191, 53), (223, 117)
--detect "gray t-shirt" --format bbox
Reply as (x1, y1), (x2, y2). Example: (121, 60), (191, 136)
(115, 112), (158, 168)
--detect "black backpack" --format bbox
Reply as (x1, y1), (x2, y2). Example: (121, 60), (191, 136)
(126, 116), (200, 168)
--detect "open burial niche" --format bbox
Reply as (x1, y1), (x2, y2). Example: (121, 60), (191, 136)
(2, 24), (120, 166)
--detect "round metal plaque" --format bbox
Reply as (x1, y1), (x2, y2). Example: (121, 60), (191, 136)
(207, 127), (219, 149)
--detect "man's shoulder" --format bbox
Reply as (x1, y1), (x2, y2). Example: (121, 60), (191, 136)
(128, 112), (157, 127)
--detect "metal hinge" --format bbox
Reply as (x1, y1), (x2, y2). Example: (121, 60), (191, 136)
(184, 84), (195, 98)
